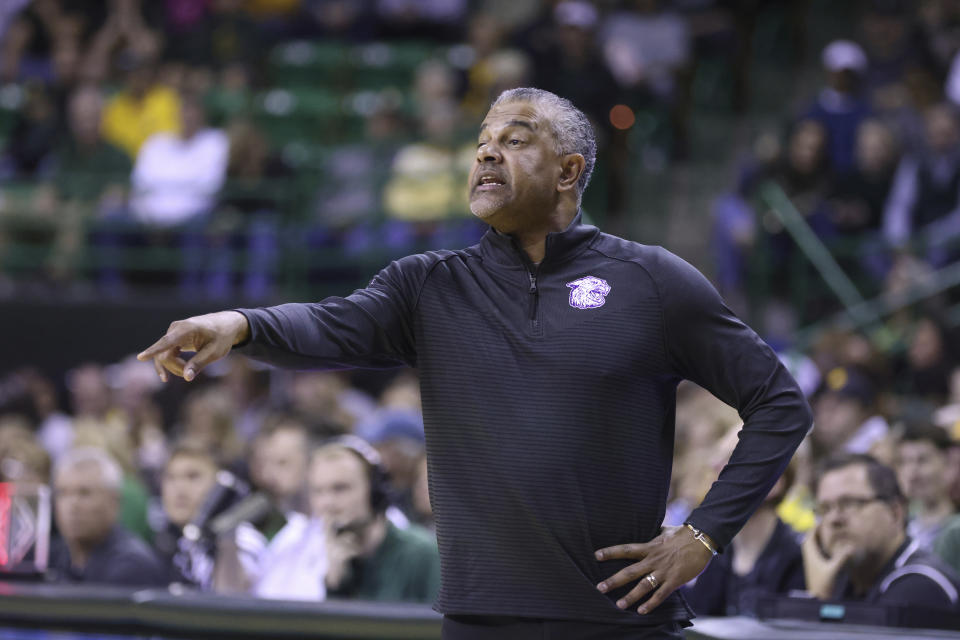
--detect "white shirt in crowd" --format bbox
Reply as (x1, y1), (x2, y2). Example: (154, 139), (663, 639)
(131, 129), (229, 227)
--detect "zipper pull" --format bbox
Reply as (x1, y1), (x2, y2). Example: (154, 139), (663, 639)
(528, 271), (538, 293)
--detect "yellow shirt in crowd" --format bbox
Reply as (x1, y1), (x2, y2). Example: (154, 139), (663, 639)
(101, 86), (181, 158)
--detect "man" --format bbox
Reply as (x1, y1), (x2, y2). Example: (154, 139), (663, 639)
(311, 437), (439, 602)
(50, 447), (165, 587)
(803, 40), (872, 173)
(249, 417), (310, 516)
(154, 440), (220, 586)
(139, 88), (811, 638)
(896, 423), (957, 551)
(217, 417), (311, 596)
(884, 103), (960, 267)
(811, 366), (888, 457)
(802, 453), (960, 612)
(130, 93), (229, 227)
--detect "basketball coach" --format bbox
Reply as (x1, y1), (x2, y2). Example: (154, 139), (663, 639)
(139, 88), (812, 639)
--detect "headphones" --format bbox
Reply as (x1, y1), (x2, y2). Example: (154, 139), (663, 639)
(321, 435), (391, 514)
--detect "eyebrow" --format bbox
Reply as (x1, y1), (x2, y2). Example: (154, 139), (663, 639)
(479, 119), (537, 134)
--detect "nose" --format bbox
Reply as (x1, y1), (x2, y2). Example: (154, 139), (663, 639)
(476, 142), (501, 163)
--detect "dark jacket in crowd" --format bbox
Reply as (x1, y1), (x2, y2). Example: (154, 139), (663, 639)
(831, 538), (960, 612)
(49, 526), (166, 587)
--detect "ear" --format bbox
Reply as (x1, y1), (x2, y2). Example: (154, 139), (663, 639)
(557, 153), (586, 193)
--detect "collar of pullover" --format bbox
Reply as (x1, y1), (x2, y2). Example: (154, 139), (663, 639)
(478, 211), (599, 268)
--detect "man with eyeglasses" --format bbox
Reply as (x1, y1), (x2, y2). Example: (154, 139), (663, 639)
(802, 453), (960, 613)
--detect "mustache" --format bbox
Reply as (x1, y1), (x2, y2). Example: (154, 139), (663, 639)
(472, 167), (507, 187)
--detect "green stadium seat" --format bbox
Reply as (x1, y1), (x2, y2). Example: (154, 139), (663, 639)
(204, 88), (253, 125)
(252, 87), (342, 145)
(347, 41), (438, 90)
(268, 40), (350, 88)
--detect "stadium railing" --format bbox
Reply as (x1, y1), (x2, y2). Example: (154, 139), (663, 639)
(0, 581), (957, 639)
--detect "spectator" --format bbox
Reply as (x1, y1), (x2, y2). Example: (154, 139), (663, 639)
(312, 96), (404, 229)
(803, 40), (872, 174)
(811, 366), (889, 458)
(20, 369), (74, 464)
(802, 453), (960, 613)
(66, 363), (113, 422)
(71, 422), (153, 544)
(154, 440), (221, 587)
(288, 371), (369, 435)
(101, 54), (181, 158)
(355, 408), (425, 518)
(0, 0), (68, 83)
(529, 1), (619, 131)
(598, 0), (692, 156)
(712, 119), (832, 310)
(310, 438), (439, 602)
(382, 98), (474, 222)
(49, 447), (165, 587)
(220, 357), (272, 444)
(683, 425), (805, 617)
(0, 423), (51, 486)
(209, 417), (315, 596)
(249, 416), (310, 516)
(458, 14), (531, 120)
(53, 85), (130, 211)
(896, 422), (957, 551)
(130, 93), (228, 227)
(827, 119), (899, 239)
(894, 314), (957, 402)
(883, 103), (960, 267)
(162, 0), (262, 70)
(0, 81), (60, 179)
(859, 0), (940, 115)
(375, 0), (468, 41)
(179, 387), (245, 472)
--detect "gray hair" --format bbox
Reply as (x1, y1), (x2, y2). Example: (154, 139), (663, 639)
(54, 447), (123, 493)
(491, 87), (597, 202)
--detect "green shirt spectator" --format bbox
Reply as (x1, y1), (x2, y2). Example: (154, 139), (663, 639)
(329, 522), (441, 604)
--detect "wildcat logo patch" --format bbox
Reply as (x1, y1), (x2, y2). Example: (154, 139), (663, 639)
(566, 276), (611, 309)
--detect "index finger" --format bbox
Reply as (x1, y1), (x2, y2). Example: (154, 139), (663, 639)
(138, 333), (178, 361)
(595, 542), (650, 561)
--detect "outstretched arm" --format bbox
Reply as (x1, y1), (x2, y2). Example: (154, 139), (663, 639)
(138, 256), (427, 381)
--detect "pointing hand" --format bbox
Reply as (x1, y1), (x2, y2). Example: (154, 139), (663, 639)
(137, 311), (250, 382)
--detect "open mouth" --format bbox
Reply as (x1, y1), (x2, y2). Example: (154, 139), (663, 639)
(474, 174), (506, 191)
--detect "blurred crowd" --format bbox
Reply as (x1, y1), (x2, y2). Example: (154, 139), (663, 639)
(2, 330), (960, 624)
(0, 357), (439, 601)
(0, 0), (802, 300)
(714, 0), (960, 332)
(2, 0), (960, 631)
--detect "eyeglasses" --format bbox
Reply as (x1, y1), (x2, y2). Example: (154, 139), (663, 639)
(813, 495), (887, 518)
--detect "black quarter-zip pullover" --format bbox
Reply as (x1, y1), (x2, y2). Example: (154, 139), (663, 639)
(235, 214), (812, 625)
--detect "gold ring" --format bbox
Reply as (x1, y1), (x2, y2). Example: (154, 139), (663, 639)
(645, 574), (659, 589)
